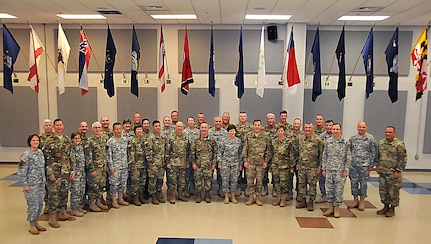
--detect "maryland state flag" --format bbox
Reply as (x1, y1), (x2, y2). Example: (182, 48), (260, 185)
(181, 27), (194, 95)
(411, 27), (428, 101)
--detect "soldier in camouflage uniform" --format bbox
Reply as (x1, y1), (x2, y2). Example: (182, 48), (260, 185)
(101, 115), (114, 138)
(221, 112), (231, 129)
(132, 112), (142, 130)
(69, 132), (86, 217)
(348, 121), (377, 211)
(270, 124), (296, 207)
(107, 122), (130, 208)
(146, 120), (167, 204)
(235, 112), (253, 196)
(278, 110), (294, 133)
(191, 122), (218, 203)
(376, 126), (407, 217)
(128, 125), (147, 206)
(78, 121), (89, 145)
(171, 110), (179, 126)
(218, 124), (242, 204)
(209, 116), (228, 197)
(42, 119), (76, 227)
(289, 118), (304, 200)
(183, 116), (200, 196)
(18, 134), (46, 235)
(242, 119), (271, 206)
(322, 124), (351, 218)
(161, 116), (175, 137)
(314, 114), (325, 135)
(122, 118), (134, 140)
(85, 121), (109, 212)
(39, 119), (53, 149)
(316, 120), (333, 203)
(296, 123), (324, 211)
(166, 121), (190, 204)
(263, 113), (277, 197)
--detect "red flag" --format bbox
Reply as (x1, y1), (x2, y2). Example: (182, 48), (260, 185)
(181, 28), (194, 95)
(286, 26), (300, 93)
(27, 25), (44, 93)
(411, 26), (428, 101)
(158, 26), (166, 93)
(79, 25), (91, 95)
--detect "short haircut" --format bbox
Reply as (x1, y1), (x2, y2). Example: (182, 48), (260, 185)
(71, 131), (82, 140)
(280, 110), (288, 115)
(134, 125), (143, 133)
(123, 118), (131, 125)
(325, 120), (334, 124)
(227, 124), (237, 132)
(267, 113), (275, 118)
(27, 134), (40, 147)
(152, 120), (160, 126)
(332, 123), (342, 129)
(386, 125), (396, 131)
(44, 119), (52, 123)
(112, 122), (122, 129)
(92, 121), (101, 128)
(141, 118), (150, 124)
(253, 119), (261, 124)
(53, 118), (63, 124)
(276, 124), (286, 131)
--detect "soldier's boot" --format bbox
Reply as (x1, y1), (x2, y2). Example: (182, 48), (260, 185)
(204, 191), (211, 203)
(235, 188), (242, 197)
(106, 194), (113, 205)
(132, 195), (142, 206)
(231, 192), (238, 204)
(307, 200), (314, 211)
(377, 204), (390, 215)
(184, 186), (191, 197)
(272, 186), (278, 198)
(35, 221), (46, 231)
(280, 194), (287, 208)
(112, 197), (120, 209)
(385, 205), (395, 217)
(78, 205), (87, 214)
(48, 213), (60, 228)
(43, 205), (48, 214)
(272, 196), (281, 206)
(89, 200), (101, 212)
(246, 194), (254, 206)
(348, 196), (359, 209)
(139, 193), (150, 204)
(255, 196), (263, 206)
(217, 185), (223, 198)
(29, 221), (39, 235)
(296, 198), (306, 209)
(358, 196), (366, 211)
(262, 184), (268, 196)
(58, 209), (76, 221)
(118, 194), (129, 206)
(315, 195), (327, 203)
(96, 199), (108, 210)
(178, 190), (188, 202)
(196, 191), (202, 203)
(224, 192), (230, 204)
(286, 190), (293, 201)
(169, 190), (176, 204)
(334, 205), (341, 218)
(157, 191), (165, 203)
(151, 193), (160, 205)
(70, 208), (84, 217)
(323, 203), (334, 216)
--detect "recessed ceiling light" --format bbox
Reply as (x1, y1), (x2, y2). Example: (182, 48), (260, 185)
(151, 14), (197, 19)
(338, 15), (389, 21)
(0, 13), (17, 19)
(56, 14), (106, 19)
(245, 14), (292, 20)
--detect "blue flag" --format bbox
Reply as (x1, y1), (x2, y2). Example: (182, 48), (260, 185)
(336, 26), (346, 101)
(234, 27), (244, 99)
(311, 28), (321, 102)
(209, 25), (216, 97)
(3, 24), (20, 94)
(385, 28), (398, 103)
(362, 28), (374, 99)
(131, 25), (140, 97)
(104, 25), (116, 98)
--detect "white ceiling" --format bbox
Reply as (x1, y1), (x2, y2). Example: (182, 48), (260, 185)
(0, 0), (430, 26)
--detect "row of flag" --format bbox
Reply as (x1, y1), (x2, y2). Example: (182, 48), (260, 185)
(2, 24), (429, 102)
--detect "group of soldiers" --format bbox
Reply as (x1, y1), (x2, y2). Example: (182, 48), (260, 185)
(19, 109), (407, 234)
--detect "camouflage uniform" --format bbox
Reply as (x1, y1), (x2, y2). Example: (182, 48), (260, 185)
(42, 135), (76, 214)
(191, 135), (218, 192)
(263, 125), (277, 188)
(209, 128), (228, 190)
(146, 133), (167, 194)
(289, 131), (304, 194)
(70, 144), (86, 210)
(242, 132), (271, 197)
(218, 137), (242, 192)
(184, 127), (200, 192)
(318, 131), (332, 197)
(297, 134), (324, 201)
(106, 136), (129, 196)
(235, 123), (253, 190)
(166, 133), (190, 191)
(349, 133), (377, 197)
(128, 136), (147, 196)
(322, 137), (351, 205)
(269, 137), (296, 194)
(376, 137), (407, 207)
(314, 126), (325, 135)
(18, 148), (46, 221)
(277, 122), (294, 135)
(161, 127), (175, 138)
(85, 135), (108, 202)
(122, 131), (134, 140)
(39, 132), (52, 149)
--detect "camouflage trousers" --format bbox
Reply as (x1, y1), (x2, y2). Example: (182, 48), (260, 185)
(349, 165), (370, 196)
(194, 166), (213, 192)
(168, 166), (187, 191)
(379, 173), (402, 207)
(325, 170), (346, 205)
(70, 174), (86, 209)
(246, 164), (263, 196)
(271, 166), (289, 194)
(147, 165), (165, 194)
(297, 168), (319, 200)
(108, 168), (128, 195)
(221, 163), (239, 192)
(319, 172), (326, 196)
(131, 167), (147, 196)
(23, 183), (44, 221)
(87, 167), (106, 201)
(287, 168), (298, 194)
(46, 174), (70, 214)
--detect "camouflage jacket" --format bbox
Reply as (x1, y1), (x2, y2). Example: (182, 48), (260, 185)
(42, 135), (76, 178)
(85, 135), (108, 173)
(322, 137), (351, 172)
(269, 137), (296, 169)
(128, 136), (146, 170)
(242, 132), (271, 165)
(191, 135), (217, 168)
(146, 133), (166, 167)
(297, 134), (324, 169)
(106, 136), (129, 170)
(376, 137), (407, 174)
(349, 133), (377, 167)
(166, 133), (190, 167)
(18, 148), (46, 186)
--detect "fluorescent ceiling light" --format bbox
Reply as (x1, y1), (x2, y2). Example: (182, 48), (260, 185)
(245, 14), (292, 20)
(338, 15), (389, 21)
(151, 14), (197, 19)
(56, 14), (106, 19)
(0, 13), (17, 18)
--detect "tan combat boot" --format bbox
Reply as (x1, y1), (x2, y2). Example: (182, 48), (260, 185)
(170, 190), (176, 204)
(89, 200), (101, 212)
(118, 194), (129, 206)
(78, 205), (87, 214)
(151, 193), (160, 205)
(29, 221), (39, 235)
(377, 204), (390, 215)
(334, 204), (340, 218)
(255, 196), (263, 206)
(296, 197), (306, 209)
(35, 221), (46, 231)
(70, 208), (84, 217)
(358, 196), (366, 211)
(272, 195), (281, 206)
(112, 196), (120, 209)
(348, 196), (359, 209)
(48, 213), (60, 228)
(133, 195), (142, 206)
(224, 192), (230, 204)
(139, 192), (150, 204)
(280, 194), (287, 207)
(178, 190), (188, 202)
(58, 209), (76, 221)
(231, 192), (238, 204)
(204, 191), (211, 203)
(385, 205), (395, 217)
(96, 199), (108, 210)
(246, 194), (254, 206)
(157, 191), (165, 203)
(196, 191), (202, 203)
(307, 200), (314, 211)
(323, 203), (334, 216)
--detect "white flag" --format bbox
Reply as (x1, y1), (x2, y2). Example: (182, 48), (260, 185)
(256, 26), (266, 97)
(57, 23), (71, 95)
(27, 25), (45, 93)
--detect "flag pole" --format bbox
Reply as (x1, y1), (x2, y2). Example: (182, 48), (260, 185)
(304, 52), (312, 80)
(43, 23), (50, 118)
(326, 53), (336, 81)
(349, 51), (362, 81)
(374, 53), (385, 78)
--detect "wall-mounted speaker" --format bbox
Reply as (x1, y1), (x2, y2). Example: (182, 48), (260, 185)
(267, 25), (278, 40)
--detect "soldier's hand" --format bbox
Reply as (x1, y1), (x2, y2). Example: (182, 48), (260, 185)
(91, 171), (96, 177)
(322, 170), (326, 177)
(20, 157), (26, 163)
(244, 162), (249, 168)
(110, 169), (115, 174)
(290, 169), (294, 173)
(316, 167), (321, 174)
(186, 163), (190, 168)
(296, 164), (299, 170)
(393, 171), (401, 178)
(211, 164), (216, 171)
(49, 175), (56, 181)
(23, 185), (30, 192)
(70, 173), (76, 181)
(368, 167), (373, 172)
(263, 162), (268, 169)
(192, 163), (198, 170)
(341, 170), (348, 178)
(239, 165), (243, 171)
(152, 166), (157, 171)
(218, 164), (222, 169)
(166, 163), (171, 169)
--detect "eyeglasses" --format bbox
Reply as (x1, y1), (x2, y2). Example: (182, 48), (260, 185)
(93, 127), (102, 129)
